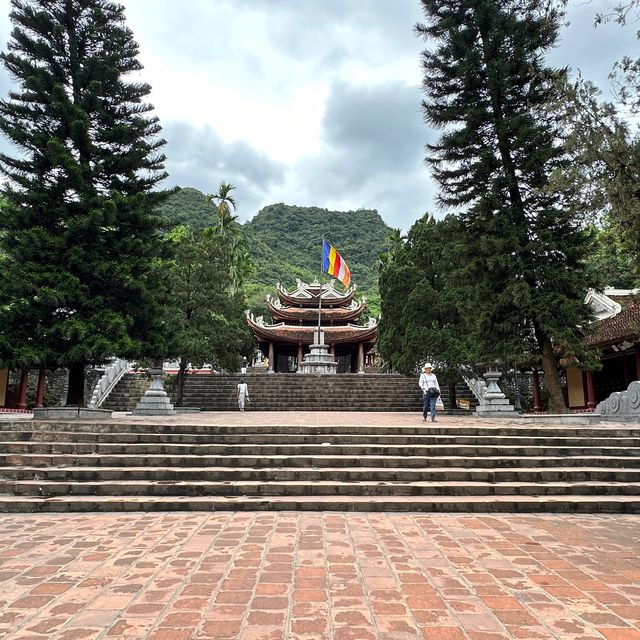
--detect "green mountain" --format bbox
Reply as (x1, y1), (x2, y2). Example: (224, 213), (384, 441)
(155, 188), (393, 317)
(154, 187), (216, 229)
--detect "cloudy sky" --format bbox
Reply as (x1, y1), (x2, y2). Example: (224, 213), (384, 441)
(0, 0), (637, 230)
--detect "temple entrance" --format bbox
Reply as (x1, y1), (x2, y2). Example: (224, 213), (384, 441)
(274, 344), (298, 373)
(246, 280), (377, 374)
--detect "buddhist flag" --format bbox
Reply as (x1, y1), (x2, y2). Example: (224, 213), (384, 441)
(322, 240), (351, 288)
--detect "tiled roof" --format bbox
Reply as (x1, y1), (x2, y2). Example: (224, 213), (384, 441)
(268, 302), (364, 323)
(278, 288), (356, 308)
(585, 294), (640, 347)
(247, 318), (377, 344)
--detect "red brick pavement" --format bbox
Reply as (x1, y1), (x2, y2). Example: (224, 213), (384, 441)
(0, 513), (638, 640)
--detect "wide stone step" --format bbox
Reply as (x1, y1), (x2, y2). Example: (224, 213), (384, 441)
(3, 431), (640, 447)
(165, 373), (476, 412)
(3, 441), (639, 456)
(9, 422), (636, 437)
(3, 453), (640, 468)
(1, 494), (638, 513)
(3, 479), (640, 498)
(3, 465), (638, 483)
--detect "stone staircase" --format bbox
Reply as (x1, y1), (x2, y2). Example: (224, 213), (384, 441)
(0, 420), (639, 512)
(101, 373), (150, 412)
(102, 373), (478, 412)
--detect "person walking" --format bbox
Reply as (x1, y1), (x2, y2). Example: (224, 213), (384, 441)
(237, 378), (250, 411)
(419, 363), (441, 422)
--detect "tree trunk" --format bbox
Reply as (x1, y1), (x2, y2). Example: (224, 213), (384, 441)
(540, 335), (568, 414)
(176, 361), (187, 407)
(66, 362), (86, 406)
(448, 382), (457, 410)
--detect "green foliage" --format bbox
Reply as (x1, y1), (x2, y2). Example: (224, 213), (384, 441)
(154, 192), (391, 317)
(0, 0), (169, 404)
(378, 215), (480, 382)
(584, 223), (640, 289)
(417, 0), (597, 412)
(155, 187), (216, 230)
(244, 203), (390, 314)
(548, 78), (640, 268)
(162, 226), (252, 397)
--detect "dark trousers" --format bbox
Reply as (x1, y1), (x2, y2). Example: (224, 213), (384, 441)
(423, 393), (436, 421)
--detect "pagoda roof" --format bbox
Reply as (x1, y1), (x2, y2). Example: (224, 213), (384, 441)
(247, 313), (377, 345)
(585, 289), (640, 348)
(267, 296), (365, 323)
(277, 279), (356, 308)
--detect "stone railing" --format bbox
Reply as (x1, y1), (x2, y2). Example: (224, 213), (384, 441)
(596, 380), (640, 421)
(88, 358), (130, 408)
(463, 373), (486, 403)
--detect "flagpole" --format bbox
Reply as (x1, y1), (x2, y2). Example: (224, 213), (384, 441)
(317, 238), (323, 344)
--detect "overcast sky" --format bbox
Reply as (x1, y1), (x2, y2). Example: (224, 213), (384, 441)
(0, 0), (637, 230)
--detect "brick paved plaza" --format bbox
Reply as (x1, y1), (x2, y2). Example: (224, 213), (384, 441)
(1, 412), (639, 639)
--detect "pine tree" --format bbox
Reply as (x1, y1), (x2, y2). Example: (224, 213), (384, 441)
(417, 0), (596, 412)
(0, 0), (168, 405)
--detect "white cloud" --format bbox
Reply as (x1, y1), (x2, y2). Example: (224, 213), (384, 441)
(0, 0), (638, 230)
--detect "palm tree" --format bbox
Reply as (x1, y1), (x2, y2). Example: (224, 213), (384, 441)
(207, 182), (239, 239)
(205, 182), (249, 293)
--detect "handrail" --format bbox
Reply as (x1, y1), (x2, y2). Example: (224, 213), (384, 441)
(88, 358), (130, 408)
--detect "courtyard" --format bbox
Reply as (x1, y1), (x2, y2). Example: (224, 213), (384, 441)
(0, 409), (639, 640)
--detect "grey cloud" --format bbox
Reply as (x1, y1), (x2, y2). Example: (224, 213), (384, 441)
(549, 3), (639, 97)
(260, 0), (422, 67)
(162, 120), (286, 219)
(323, 80), (427, 168)
(289, 80), (437, 229)
(303, 80), (433, 195)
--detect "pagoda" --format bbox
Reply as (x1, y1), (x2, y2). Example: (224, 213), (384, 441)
(246, 278), (377, 373)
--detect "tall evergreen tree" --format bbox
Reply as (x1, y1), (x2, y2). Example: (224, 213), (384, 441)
(417, 0), (596, 412)
(378, 214), (479, 404)
(0, 0), (168, 405)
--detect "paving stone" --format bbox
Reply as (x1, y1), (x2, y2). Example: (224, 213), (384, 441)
(1, 414), (640, 639)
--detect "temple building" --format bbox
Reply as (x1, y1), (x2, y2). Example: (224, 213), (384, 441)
(566, 288), (640, 410)
(246, 279), (377, 373)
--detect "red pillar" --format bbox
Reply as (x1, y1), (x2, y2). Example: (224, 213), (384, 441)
(17, 368), (29, 410)
(532, 369), (542, 413)
(35, 368), (46, 408)
(586, 370), (597, 411)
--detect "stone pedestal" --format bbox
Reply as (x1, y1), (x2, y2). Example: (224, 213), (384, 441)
(299, 330), (338, 375)
(33, 407), (113, 420)
(133, 368), (175, 416)
(476, 368), (516, 417)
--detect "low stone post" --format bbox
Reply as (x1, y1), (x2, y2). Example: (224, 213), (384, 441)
(133, 367), (175, 416)
(475, 364), (516, 417)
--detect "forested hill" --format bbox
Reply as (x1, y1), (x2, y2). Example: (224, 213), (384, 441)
(245, 203), (390, 288)
(155, 188), (393, 316)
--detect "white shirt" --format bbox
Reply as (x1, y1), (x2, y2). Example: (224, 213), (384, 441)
(419, 372), (440, 393)
(237, 382), (248, 398)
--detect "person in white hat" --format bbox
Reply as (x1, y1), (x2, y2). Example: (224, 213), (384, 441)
(419, 363), (440, 422)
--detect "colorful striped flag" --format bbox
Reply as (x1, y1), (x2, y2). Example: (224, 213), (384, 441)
(322, 240), (351, 288)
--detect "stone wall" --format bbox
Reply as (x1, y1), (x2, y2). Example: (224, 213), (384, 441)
(5, 367), (104, 408)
